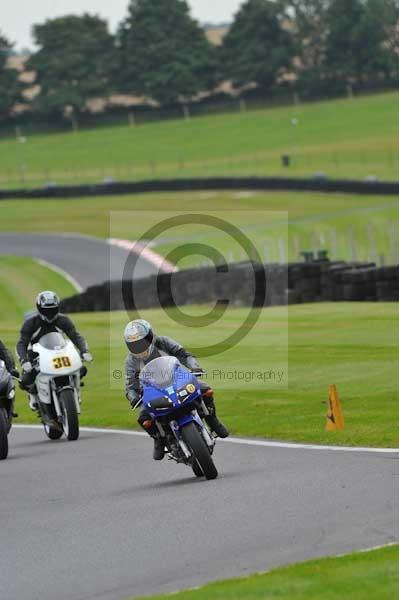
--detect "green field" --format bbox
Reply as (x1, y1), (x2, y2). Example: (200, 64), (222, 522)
(0, 256), (76, 322)
(2, 191), (399, 265)
(1, 258), (398, 447)
(2, 91), (399, 186)
(135, 544), (399, 600)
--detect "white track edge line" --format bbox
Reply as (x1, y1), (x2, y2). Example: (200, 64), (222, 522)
(108, 237), (178, 274)
(12, 425), (399, 454)
(35, 258), (83, 292)
(336, 542), (398, 557)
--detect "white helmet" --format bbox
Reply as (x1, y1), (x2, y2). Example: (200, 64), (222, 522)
(124, 319), (154, 359)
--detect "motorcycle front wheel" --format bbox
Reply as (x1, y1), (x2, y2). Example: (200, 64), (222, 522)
(0, 407), (9, 460)
(182, 422), (218, 480)
(192, 460), (204, 478)
(44, 423), (63, 440)
(59, 389), (79, 441)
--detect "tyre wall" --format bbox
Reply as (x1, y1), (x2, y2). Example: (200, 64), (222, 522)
(60, 260), (399, 313)
(2, 176), (399, 200)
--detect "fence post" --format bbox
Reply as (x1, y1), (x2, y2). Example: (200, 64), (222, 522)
(128, 112), (135, 127)
(388, 221), (399, 265)
(239, 99), (247, 113)
(366, 223), (378, 264)
(183, 105), (190, 122)
(70, 114), (79, 133)
(15, 126), (27, 182)
(264, 241), (270, 264)
(293, 235), (300, 261)
(329, 227), (338, 260)
(348, 225), (357, 262)
(278, 238), (287, 264)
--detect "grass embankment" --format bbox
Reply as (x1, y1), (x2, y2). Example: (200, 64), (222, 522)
(2, 191), (399, 264)
(0, 258), (398, 447)
(135, 545), (399, 600)
(1, 91), (399, 185)
(0, 256), (76, 322)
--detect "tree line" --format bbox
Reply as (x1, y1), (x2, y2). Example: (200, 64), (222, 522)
(1, 0), (399, 120)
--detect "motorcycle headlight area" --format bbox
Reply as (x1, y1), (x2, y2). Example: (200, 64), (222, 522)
(147, 396), (174, 410)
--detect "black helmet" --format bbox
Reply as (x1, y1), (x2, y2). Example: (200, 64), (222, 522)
(36, 291), (60, 323)
(124, 319), (154, 358)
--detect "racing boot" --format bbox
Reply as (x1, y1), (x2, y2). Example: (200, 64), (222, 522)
(203, 392), (229, 438)
(28, 393), (38, 411)
(206, 414), (229, 438)
(153, 435), (166, 461)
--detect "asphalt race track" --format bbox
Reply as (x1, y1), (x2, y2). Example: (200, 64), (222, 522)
(0, 233), (158, 290)
(1, 426), (398, 600)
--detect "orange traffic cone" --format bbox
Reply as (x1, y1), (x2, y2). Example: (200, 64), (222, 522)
(326, 384), (345, 431)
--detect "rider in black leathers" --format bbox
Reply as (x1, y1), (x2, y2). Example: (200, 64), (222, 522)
(124, 319), (229, 461)
(0, 339), (19, 417)
(0, 340), (18, 377)
(17, 291), (92, 407)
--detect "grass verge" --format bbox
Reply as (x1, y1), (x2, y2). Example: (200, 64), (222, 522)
(0, 256), (77, 322)
(134, 544), (399, 600)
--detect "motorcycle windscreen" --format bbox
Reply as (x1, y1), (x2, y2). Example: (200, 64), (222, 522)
(38, 332), (67, 350)
(140, 356), (182, 389)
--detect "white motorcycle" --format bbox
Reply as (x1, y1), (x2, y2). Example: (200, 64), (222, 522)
(30, 332), (84, 441)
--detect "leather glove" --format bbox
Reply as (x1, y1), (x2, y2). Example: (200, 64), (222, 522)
(82, 352), (93, 363)
(128, 391), (141, 409)
(10, 368), (20, 378)
(22, 361), (32, 373)
(191, 368), (205, 376)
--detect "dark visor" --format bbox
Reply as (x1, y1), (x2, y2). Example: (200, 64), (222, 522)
(127, 332), (153, 355)
(39, 306), (59, 320)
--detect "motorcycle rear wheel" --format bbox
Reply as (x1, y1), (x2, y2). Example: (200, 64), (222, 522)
(0, 407), (9, 460)
(182, 422), (218, 480)
(60, 389), (79, 441)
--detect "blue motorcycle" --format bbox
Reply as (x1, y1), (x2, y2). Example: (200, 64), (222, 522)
(139, 356), (218, 480)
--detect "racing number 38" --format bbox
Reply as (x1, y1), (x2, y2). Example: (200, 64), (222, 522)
(53, 356), (72, 369)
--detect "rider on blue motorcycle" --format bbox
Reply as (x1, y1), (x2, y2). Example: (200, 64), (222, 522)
(124, 319), (229, 460)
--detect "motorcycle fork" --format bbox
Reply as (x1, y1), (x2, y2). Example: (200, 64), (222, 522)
(50, 381), (62, 420)
(200, 400), (210, 416)
(170, 420), (191, 460)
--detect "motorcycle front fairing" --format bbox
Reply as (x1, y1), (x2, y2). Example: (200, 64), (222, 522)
(140, 356), (204, 435)
(32, 334), (83, 415)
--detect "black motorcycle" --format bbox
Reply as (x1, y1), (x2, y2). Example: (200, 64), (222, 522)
(0, 361), (17, 460)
